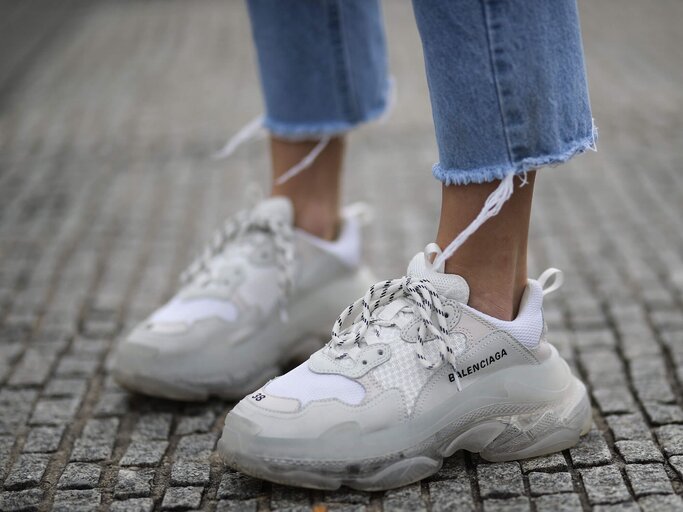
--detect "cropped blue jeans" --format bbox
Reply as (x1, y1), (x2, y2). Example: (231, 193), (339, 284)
(246, 0), (595, 186)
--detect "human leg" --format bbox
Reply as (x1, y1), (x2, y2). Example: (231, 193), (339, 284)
(247, 0), (390, 240)
(414, 0), (595, 320)
(220, 0), (595, 489)
(111, 0), (391, 400)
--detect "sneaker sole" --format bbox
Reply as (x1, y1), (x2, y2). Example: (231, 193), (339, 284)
(218, 363), (592, 490)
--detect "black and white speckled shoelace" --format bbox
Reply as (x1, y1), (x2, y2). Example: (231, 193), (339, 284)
(329, 276), (463, 389)
(179, 207), (295, 319)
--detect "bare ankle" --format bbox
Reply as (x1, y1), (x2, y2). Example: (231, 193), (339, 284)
(269, 136), (344, 241)
(289, 201), (340, 240)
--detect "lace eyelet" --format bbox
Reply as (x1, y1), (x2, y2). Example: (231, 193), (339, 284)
(377, 349), (384, 356)
(445, 312), (450, 318)
(362, 360), (368, 365)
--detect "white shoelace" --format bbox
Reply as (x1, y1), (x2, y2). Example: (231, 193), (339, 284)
(180, 208), (295, 319)
(330, 276), (463, 390)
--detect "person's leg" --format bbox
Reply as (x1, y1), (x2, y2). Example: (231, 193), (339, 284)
(270, 137), (344, 240)
(246, 0), (390, 240)
(413, 0), (595, 320)
(436, 172), (535, 320)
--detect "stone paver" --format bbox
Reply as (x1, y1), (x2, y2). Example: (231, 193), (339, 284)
(1, 0), (683, 510)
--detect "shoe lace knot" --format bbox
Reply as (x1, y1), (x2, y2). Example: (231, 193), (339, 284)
(329, 276), (463, 389)
(179, 207), (295, 318)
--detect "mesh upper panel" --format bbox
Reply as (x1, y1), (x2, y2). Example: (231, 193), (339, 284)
(265, 362), (365, 406)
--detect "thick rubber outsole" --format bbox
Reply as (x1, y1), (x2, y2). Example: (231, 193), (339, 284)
(217, 378), (592, 491)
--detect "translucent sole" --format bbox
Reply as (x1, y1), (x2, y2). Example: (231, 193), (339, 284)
(218, 376), (592, 491)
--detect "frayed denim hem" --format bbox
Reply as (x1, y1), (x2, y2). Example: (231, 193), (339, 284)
(433, 128), (598, 186)
(264, 79), (395, 141)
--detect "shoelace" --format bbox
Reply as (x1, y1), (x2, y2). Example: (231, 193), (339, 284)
(179, 208), (295, 319)
(330, 276), (463, 390)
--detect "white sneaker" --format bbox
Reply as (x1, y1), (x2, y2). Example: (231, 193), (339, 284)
(218, 244), (592, 490)
(111, 197), (376, 401)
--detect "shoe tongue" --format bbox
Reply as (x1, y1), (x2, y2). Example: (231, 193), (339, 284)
(407, 251), (470, 303)
(250, 196), (294, 225)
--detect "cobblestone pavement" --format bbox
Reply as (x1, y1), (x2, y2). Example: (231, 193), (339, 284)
(1, 0), (683, 511)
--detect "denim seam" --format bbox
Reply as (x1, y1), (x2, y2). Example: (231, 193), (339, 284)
(328, 0), (360, 123)
(481, 0), (515, 169)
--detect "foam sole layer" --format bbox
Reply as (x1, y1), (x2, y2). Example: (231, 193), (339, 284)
(218, 375), (592, 491)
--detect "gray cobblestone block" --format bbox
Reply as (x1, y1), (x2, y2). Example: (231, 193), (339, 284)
(625, 463), (673, 497)
(323, 488), (372, 505)
(429, 479), (474, 511)
(643, 403), (683, 425)
(0, 389), (38, 433)
(119, 439), (168, 466)
(217, 471), (264, 500)
(579, 351), (626, 387)
(579, 465), (631, 505)
(22, 425), (65, 453)
(0, 488), (44, 512)
(71, 418), (119, 462)
(477, 462), (524, 498)
(592, 387), (638, 414)
(628, 356), (668, 381)
(569, 430), (612, 467)
(632, 378), (676, 404)
(270, 484), (311, 510)
(533, 493), (582, 512)
(669, 455), (683, 480)
(52, 489), (101, 512)
(93, 391), (130, 416)
(606, 413), (652, 441)
(175, 410), (216, 435)
(520, 453), (568, 473)
(482, 497), (530, 512)
(592, 502), (638, 512)
(57, 462), (102, 489)
(161, 486), (203, 510)
(110, 498), (154, 512)
(8, 349), (57, 386)
(660, 331), (683, 355)
(325, 504), (368, 512)
(43, 378), (88, 398)
(70, 439), (114, 462)
(69, 337), (110, 356)
(170, 461), (210, 486)
(427, 453), (468, 480)
(0, 342), (24, 366)
(573, 329), (617, 351)
(649, 310), (683, 330)
(215, 499), (259, 512)
(528, 471), (574, 496)
(114, 468), (156, 499)
(29, 397), (80, 425)
(54, 355), (100, 378)
(175, 433), (216, 461)
(638, 494), (683, 512)
(383, 483), (427, 512)
(615, 440), (664, 463)
(132, 413), (173, 440)
(1, 435), (14, 477)
(4, 454), (50, 489)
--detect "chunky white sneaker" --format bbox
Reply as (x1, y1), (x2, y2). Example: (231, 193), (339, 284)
(112, 197), (376, 401)
(218, 244), (592, 490)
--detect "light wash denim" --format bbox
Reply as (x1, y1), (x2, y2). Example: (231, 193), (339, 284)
(246, 0), (596, 186)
